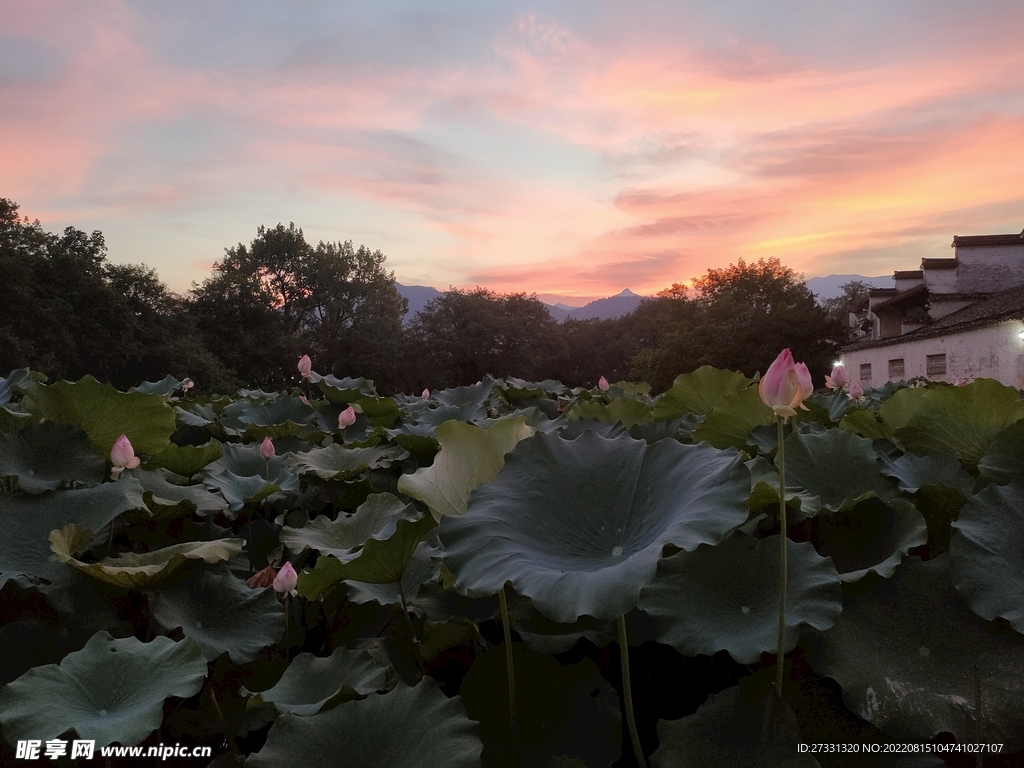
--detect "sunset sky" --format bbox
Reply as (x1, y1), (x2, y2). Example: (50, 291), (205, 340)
(3, 1), (1023, 305)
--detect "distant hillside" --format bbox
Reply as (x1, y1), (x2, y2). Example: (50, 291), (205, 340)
(396, 284), (644, 323)
(805, 274), (894, 300)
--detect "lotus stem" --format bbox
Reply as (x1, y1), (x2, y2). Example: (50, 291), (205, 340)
(618, 615), (647, 768)
(776, 415), (788, 697)
(498, 585), (517, 738)
(208, 686), (241, 757)
(284, 594), (291, 661)
(398, 579), (421, 645)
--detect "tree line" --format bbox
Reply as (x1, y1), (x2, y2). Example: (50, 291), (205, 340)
(1, 197), (849, 395)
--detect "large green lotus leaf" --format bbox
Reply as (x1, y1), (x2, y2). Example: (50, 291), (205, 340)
(949, 478), (1024, 633)
(440, 431), (750, 622)
(0, 478), (145, 591)
(309, 372), (377, 404)
(51, 527), (244, 589)
(460, 644), (621, 767)
(0, 422), (106, 492)
(654, 366), (752, 419)
(692, 385), (775, 450)
(20, 375), (176, 456)
(638, 533), (842, 664)
(397, 417), (535, 521)
(978, 421), (1024, 484)
(298, 515), (437, 598)
(877, 385), (928, 431)
(782, 429), (898, 512)
(892, 379), (1024, 463)
(282, 493), (416, 559)
(567, 398), (653, 429)
(838, 407), (895, 442)
(128, 374), (188, 397)
(350, 395), (401, 428)
(652, 676), (819, 768)
(806, 390), (853, 423)
(747, 457), (819, 520)
(202, 443), (298, 512)
(150, 569), (284, 662)
(806, 556), (1024, 746)
(500, 376), (567, 400)
(812, 498), (928, 582)
(287, 443), (406, 481)
(146, 441), (223, 478)
(880, 451), (974, 495)
(218, 396), (319, 440)
(0, 631), (207, 747)
(342, 542), (440, 607)
(432, 382), (495, 422)
(134, 468), (229, 519)
(254, 648), (387, 716)
(248, 678), (481, 768)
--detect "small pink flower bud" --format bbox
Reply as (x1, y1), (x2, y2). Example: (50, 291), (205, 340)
(825, 365), (849, 391)
(259, 436), (275, 460)
(847, 383), (866, 402)
(298, 354), (312, 378)
(181, 378), (194, 391)
(273, 561), (298, 596)
(338, 406), (356, 429)
(110, 434), (140, 478)
(422, 388), (430, 399)
(598, 376), (609, 392)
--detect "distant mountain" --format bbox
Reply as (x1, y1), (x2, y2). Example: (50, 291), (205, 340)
(396, 283), (644, 323)
(805, 274), (894, 300)
(566, 289), (644, 321)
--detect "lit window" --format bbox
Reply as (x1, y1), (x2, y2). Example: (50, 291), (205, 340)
(888, 358), (905, 379)
(926, 354), (947, 377)
(859, 363), (871, 383)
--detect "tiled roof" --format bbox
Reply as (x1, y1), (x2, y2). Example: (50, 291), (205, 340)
(951, 232), (1024, 248)
(843, 284), (1024, 351)
(871, 284), (928, 312)
(868, 287), (897, 296)
(893, 270), (923, 279)
(921, 258), (957, 269)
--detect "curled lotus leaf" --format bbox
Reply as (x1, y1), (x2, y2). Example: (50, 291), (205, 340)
(146, 441), (223, 478)
(342, 542), (440, 608)
(880, 450), (974, 495)
(806, 556), (1024, 747)
(567, 398), (653, 429)
(135, 467), (229, 519)
(638, 533), (842, 664)
(0, 422), (106, 492)
(254, 648), (388, 716)
(286, 443), (406, 481)
(202, 442), (298, 512)
(397, 417), (535, 521)
(281, 492), (417, 559)
(0, 631), (207, 747)
(308, 373), (377, 403)
(949, 478), (1024, 633)
(247, 678), (482, 768)
(51, 525), (244, 589)
(653, 366), (752, 419)
(440, 431), (751, 622)
(150, 569), (285, 662)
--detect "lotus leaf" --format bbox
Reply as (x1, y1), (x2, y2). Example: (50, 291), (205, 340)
(440, 431), (750, 622)
(0, 632), (206, 747)
(978, 421), (1024, 484)
(247, 678), (482, 768)
(342, 541), (440, 607)
(254, 647), (387, 716)
(880, 450), (973, 495)
(0, 422), (106, 492)
(639, 533), (842, 664)
(281, 492), (417, 559)
(129, 374), (188, 396)
(692, 385), (775, 450)
(150, 569), (285, 662)
(567, 398), (653, 429)
(146, 440), (223, 478)
(653, 366), (752, 419)
(949, 478), (1024, 633)
(202, 442), (298, 512)
(806, 556), (1024, 746)
(308, 372), (377, 403)
(812, 498), (927, 582)
(135, 467), (229, 518)
(397, 416), (535, 521)
(287, 443), (406, 481)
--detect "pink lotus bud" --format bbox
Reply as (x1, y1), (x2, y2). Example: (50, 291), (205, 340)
(338, 406), (356, 429)
(598, 376), (610, 392)
(825, 365), (849, 392)
(759, 349), (812, 420)
(259, 436), (275, 460)
(422, 388), (430, 399)
(110, 434), (141, 478)
(847, 382), (866, 402)
(273, 561), (298, 596)
(298, 354), (312, 378)
(181, 378), (194, 391)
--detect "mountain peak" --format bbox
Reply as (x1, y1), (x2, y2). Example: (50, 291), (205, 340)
(617, 289), (637, 297)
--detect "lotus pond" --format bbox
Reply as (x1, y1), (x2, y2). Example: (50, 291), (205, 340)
(1, 366), (1023, 767)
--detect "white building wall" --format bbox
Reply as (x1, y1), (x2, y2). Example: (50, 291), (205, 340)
(923, 267), (958, 293)
(955, 245), (1024, 292)
(840, 321), (1024, 389)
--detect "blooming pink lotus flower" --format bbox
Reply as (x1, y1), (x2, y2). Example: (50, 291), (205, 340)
(297, 354), (312, 378)
(759, 349), (813, 420)
(273, 561), (298, 597)
(338, 406), (356, 429)
(847, 383), (866, 402)
(825, 365), (849, 392)
(259, 436), (275, 460)
(598, 376), (610, 392)
(422, 388), (430, 399)
(110, 434), (140, 478)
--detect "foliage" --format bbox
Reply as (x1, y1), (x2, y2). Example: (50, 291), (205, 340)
(3, 366), (1021, 764)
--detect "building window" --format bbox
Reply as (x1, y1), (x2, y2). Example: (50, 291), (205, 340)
(926, 354), (947, 377)
(860, 363), (871, 383)
(888, 358), (905, 379)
